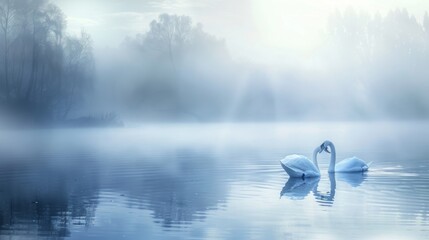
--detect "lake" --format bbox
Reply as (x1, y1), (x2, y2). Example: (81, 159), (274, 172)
(0, 122), (428, 239)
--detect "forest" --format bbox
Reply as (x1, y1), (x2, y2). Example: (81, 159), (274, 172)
(0, 0), (93, 126)
(1, 1), (429, 126)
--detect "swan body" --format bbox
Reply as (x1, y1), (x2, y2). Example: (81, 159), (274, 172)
(334, 156), (371, 173)
(321, 140), (372, 173)
(280, 147), (322, 178)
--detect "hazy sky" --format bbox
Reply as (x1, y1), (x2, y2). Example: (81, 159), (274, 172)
(53, 0), (429, 63)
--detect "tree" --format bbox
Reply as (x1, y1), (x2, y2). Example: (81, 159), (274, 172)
(0, 0), (18, 100)
(424, 12), (429, 34)
(105, 14), (231, 121)
(61, 30), (94, 119)
(325, 8), (429, 118)
(0, 0), (95, 124)
(144, 14), (193, 68)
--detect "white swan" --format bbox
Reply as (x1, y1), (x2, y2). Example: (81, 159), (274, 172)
(320, 140), (372, 173)
(280, 146), (323, 178)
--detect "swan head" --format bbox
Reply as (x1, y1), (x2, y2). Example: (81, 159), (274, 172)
(320, 141), (331, 154)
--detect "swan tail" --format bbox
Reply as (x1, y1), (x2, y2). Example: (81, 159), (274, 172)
(362, 161), (373, 172)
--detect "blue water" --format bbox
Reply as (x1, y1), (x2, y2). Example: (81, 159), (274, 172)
(0, 122), (428, 239)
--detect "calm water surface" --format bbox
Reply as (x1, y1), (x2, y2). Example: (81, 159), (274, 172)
(0, 122), (428, 239)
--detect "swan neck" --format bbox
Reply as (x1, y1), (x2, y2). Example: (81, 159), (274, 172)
(312, 148), (320, 171)
(327, 142), (336, 173)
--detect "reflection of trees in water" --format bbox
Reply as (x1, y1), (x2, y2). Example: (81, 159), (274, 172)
(0, 153), (99, 238)
(0, 147), (230, 235)
(103, 149), (229, 229)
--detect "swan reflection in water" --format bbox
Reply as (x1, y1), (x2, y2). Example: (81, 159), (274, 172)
(313, 174), (336, 206)
(280, 176), (320, 200)
(280, 173), (367, 205)
(336, 172), (367, 187)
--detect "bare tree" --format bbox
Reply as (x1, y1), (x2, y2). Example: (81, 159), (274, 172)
(424, 12), (429, 34)
(145, 14), (192, 68)
(0, 0), (18, 100)
(61, 30), (94, 119)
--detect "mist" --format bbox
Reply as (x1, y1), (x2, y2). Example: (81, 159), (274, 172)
(88, 7), (429, 123)
(1, 0), (429, 125)
(1, 2), (429, 239)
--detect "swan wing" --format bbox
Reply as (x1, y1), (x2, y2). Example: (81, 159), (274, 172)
(280, 155), (320, 177)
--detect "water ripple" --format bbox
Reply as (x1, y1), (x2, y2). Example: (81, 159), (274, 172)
(0, 125), (428, 240)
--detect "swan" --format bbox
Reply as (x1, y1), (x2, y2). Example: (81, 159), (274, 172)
(320, 140), (372, 173)
(280, 145), (323, 178)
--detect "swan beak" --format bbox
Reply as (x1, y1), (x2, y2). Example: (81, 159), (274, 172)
(324, 147), (331, 153)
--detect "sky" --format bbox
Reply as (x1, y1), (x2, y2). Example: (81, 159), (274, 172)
(53, 0), (429, 63)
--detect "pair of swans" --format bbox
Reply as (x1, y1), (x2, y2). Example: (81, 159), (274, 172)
(280, 140), (371, 178)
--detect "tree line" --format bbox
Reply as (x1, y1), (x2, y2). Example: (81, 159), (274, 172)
(0, 0), (94, 124)
(323, 8), (429, 118)
(98, 13), (238, 121)
(101, 10), (429, 121)
(2, 4), (429, 124)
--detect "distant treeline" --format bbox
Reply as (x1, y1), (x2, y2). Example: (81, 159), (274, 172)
(3, 4), (429, 124)
(323, 8), (429, 118)
(0, 0), (94, 125)
(97, 14), (237, 121)
(98, 14), (276, 121)
(98, 10), (429, 121)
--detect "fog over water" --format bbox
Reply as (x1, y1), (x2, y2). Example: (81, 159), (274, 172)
(1, 1), (429, 239)
(0, 122), (428, 239)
